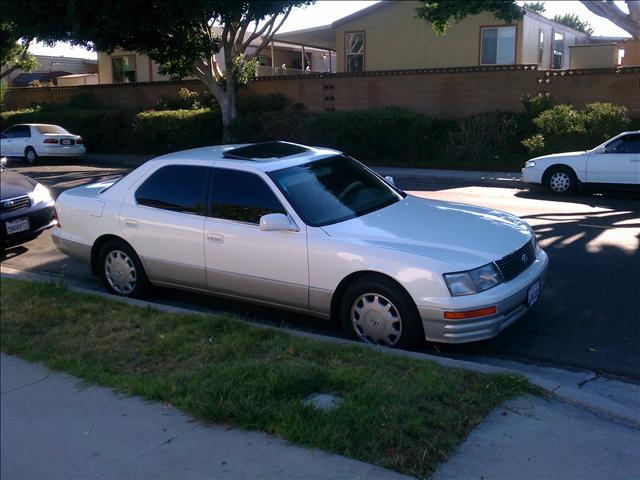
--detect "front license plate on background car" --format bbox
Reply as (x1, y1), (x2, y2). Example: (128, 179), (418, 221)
(6, 217), (30, 235)
(527, 280), (540, 306)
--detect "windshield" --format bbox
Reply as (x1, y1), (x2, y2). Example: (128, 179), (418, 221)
(269, 155), (403, 227)
(35, 125), (70, 135)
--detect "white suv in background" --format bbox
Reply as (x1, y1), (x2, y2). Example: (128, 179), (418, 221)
(522, 131), (640, 195)
(0, 124), (85, 163)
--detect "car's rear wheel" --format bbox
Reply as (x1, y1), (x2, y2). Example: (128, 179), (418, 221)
(98, 239), (149, 298)
(544, 166), (577, 195)
(24, 147), (38, 164)
(340, 275), (422, 348)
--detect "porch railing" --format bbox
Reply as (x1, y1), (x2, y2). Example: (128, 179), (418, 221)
(255, 65), (325, 77)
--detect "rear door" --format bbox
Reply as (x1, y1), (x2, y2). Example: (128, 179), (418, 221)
(203, 167), (309, 310)
(11, 126), (31, 156)
(0, 126), (16, 156)
(119, 164), (210, 290)
(586, 133), (640, 185)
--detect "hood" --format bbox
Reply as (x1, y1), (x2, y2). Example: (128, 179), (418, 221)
(322, 195), (533, 270)
(533, 151), (587, 162)
(0, 170), (37, 200)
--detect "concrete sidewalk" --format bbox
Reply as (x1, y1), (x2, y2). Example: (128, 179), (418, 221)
(1, 353), (410, 480)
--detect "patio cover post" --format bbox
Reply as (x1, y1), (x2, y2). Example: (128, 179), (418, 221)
(328, 49), (332, 72)
(271, 42), (275, 68)
(301, 45), (305, 72)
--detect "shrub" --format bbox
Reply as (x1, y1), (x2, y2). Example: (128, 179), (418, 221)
(133, 109), (222, 154)
(583, 102), (630, 144)
(522, 94), (554, 119)
(154, 87), (215, 110)
(237, 93), (289, 114)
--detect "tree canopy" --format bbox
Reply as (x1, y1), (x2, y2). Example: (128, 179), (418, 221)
(0, 19), (37, 79)
(553, 13), (594, 35)
(417, 0), (640, 39)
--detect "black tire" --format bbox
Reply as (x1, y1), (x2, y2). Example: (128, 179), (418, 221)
(98, 239), (150, 298)
(24, 147), (38, 164)
(544, 166), (577, 195)
(340, 275), (423, 348)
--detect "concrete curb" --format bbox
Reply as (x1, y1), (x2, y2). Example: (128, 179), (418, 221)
(2, 266), (637, 429)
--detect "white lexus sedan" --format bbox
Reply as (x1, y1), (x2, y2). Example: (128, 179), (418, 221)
(0, 124), (85, 163)
(52, 142), (548, 347)
(522, 131), (640, 195)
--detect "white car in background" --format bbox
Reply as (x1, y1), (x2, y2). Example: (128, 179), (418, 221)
(52, 142), (548, 347)
(522, 131), (640, 195)
(0, 124), (85, 163)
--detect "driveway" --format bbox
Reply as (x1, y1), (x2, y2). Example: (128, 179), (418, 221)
(2, 160), (639, 380)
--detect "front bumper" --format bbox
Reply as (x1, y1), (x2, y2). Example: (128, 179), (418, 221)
(1, 204), (57, 245)
(418, 249), (549, 343)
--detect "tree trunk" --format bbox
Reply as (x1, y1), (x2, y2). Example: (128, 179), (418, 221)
(219, 88), (237, 144)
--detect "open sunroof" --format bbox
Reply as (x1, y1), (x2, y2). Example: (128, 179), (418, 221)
(223, 141), (310, 160)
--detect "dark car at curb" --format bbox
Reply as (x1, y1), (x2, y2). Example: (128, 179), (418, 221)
(1, 160), (57, 247)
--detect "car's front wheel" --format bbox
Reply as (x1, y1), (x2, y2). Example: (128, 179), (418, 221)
(25, 147), (38, 164)
(340, 275), (422, 348)
(98, 239), (150, 298)
(544, 166), (577, 195)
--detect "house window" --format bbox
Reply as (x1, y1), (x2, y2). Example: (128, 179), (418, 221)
(112, 55), (136, 83)
(345, 31), (365, 73)
(538, 30), (545, 64)
(480, 26), (516, 65)
(552, 31), (564, 69)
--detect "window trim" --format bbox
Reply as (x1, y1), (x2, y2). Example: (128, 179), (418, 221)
(207, 167), (293, 227)
(478, 24), (518, 66)
(111, 54), (137, 83)
(134, 164), (211, 216)
(538, 29), (545, 65)
(344, 30), (366, 73)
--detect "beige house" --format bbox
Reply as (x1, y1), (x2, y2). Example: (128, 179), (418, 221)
(3, 55), (97, 87)
(275, 2), (634, 72)
(97, 38), (336, 84)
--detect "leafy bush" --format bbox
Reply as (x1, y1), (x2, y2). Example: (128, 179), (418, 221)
(133, 109), (222, 154)
(522, 94), (554, 119)
(237, 93), (289, 114)
(522, 102), (630, 155)
(154, 87), (215, 110)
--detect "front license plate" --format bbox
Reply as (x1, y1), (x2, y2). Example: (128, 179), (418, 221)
(527, 280), (540, 306)
(6, 217), (30, 235)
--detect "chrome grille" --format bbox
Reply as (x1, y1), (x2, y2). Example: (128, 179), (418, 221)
(1, 195), (31, 213)
(495, 239), (536, 282)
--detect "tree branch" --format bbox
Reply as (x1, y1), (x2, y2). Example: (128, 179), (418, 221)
(240, 14), (278, 52)
(580, 1), (640, 39)
(245, 7), (292, 60)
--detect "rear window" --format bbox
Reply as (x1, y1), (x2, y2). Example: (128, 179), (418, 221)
(35, 125), (70, 135)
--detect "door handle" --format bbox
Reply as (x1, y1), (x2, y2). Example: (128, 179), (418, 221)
(124, 219), (139, 228)
(207, 232), (224, 243)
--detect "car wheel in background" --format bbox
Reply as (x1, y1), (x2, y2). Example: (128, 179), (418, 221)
(98, 239), (150, 298)
(24, 147), (38, 164)
(340, 275), (423, 348)
(544, 166), (577, 195)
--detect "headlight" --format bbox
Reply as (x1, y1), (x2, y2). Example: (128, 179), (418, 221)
(29, 183), (52, 205)
(525, 161), (536, 168)
(443, 263), (503, 296)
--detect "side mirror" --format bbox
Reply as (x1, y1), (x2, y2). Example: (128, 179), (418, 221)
(384, 175), (395, 186)
(259, 213), (298, 232)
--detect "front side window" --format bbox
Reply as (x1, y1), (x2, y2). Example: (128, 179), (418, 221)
(135, 165), (208, 214)
(480, 26), (516, 65)
(269, 155), (403, 227)
(1, 126), (19, 139)
(604, 134), (640, 154)
(210, 169), (286, 224)
(345, 31), (365, 73)
(112, 55), (136, 83)
(552, 31), (564, 69)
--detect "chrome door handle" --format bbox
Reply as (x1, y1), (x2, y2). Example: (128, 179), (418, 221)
(125, 219), (139, 228)
(207, 233), (224, 243)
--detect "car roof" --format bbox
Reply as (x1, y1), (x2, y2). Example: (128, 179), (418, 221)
(151, 141), (343, 172)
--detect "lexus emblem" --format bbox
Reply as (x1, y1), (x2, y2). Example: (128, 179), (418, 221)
(521, 254), (528, 264)
(3, 200), (14, 208)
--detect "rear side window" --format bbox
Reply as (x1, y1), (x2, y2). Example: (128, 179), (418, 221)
(210, 168), (286, 224)
(135, 165), (209, 215)
(13, 126), (31, 138)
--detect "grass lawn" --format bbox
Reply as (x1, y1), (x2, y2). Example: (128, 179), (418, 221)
(1, 279), (531, 478)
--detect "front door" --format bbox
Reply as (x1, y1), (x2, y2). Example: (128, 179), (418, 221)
(120, 164), (210, 290)
(587, 133), (640, 185)
(204, 167), (309, 310)
(0, 126), (16, 157)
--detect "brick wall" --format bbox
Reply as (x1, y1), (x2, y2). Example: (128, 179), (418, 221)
(3, 65), (639, 117)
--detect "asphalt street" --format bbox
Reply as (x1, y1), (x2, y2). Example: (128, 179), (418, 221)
(2, 159), (639, 380)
